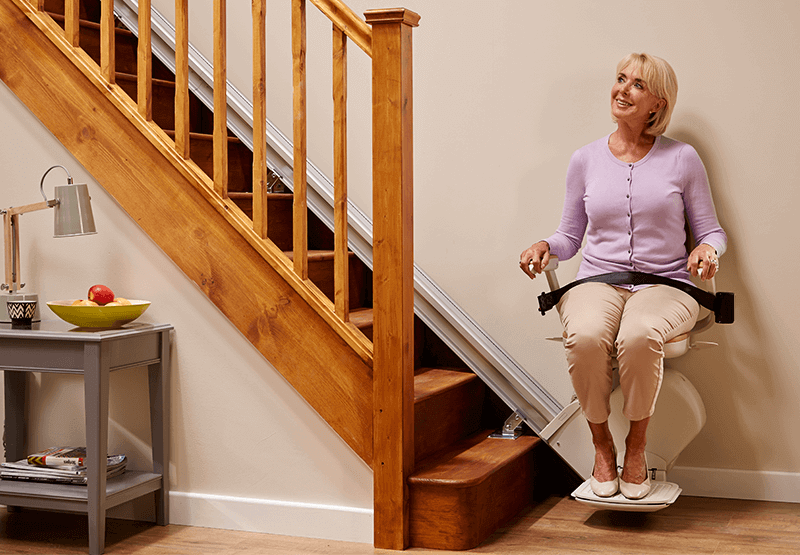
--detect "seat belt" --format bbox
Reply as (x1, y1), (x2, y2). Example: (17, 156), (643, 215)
(537, 272), (734, 324)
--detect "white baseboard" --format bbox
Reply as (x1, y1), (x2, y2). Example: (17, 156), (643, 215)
(669, 466), (800, 503)
(169, 491), (373, 544)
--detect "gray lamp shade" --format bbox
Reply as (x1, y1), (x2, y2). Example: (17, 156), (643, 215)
(53, 183), (97, 237)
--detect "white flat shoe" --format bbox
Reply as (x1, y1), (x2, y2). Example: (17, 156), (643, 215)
(620, 455), (651, 500)
(590, 447), (619, 498)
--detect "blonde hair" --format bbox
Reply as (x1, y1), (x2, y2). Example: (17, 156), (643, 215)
(614, 53), (678, 136)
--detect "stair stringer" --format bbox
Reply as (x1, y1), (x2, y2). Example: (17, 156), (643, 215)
(113, 0), (564, 436)
(0, 0), (374, 465)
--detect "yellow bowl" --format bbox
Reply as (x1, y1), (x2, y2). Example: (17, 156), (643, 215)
(46, 300), (151, 328)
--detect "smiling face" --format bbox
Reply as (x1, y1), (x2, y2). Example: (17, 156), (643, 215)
(611, 64), (666, 130)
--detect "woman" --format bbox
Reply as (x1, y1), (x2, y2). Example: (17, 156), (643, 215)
(519, 53), (726, 500)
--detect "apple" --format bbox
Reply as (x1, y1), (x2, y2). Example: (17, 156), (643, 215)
(105, 301), (122, 307)
(88, 284), (115, 306)
(113, 297), (132, 306)
(74, 299), (98, 307)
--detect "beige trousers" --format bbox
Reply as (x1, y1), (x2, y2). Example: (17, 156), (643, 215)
(557, 283), (700, 424)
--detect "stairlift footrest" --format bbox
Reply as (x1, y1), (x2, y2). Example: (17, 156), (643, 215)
(571, 479), (681, 512)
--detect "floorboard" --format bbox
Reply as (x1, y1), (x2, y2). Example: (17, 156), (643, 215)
(0, 495), (798, 554)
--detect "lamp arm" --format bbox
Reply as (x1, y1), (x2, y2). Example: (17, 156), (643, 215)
(39, 165), (73, 203)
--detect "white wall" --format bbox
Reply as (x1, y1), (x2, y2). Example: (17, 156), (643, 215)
(0, 84), (373, 541)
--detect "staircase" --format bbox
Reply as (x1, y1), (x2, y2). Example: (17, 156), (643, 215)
(0, 0), (569, 549)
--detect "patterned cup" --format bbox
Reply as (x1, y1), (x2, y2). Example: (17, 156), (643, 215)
(7, 300), (37, 326)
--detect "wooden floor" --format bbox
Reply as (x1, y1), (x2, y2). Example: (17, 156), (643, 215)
(0, 495), (798, 554)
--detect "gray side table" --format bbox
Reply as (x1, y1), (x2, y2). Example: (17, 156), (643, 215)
(0, 320), (172, 555)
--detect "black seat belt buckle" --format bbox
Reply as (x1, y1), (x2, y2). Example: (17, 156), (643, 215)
(538, 292), (556, 316)
(714, 292), (735, 324)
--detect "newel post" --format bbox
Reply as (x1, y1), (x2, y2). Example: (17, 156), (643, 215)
(365, 7), (420, 551)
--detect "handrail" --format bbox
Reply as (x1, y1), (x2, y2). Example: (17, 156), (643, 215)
(309, 0), (372, 57)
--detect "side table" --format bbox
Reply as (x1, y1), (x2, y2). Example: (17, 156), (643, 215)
(0, 320), (172, 555)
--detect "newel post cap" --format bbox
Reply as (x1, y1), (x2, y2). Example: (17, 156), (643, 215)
(364, 8), (420, 27)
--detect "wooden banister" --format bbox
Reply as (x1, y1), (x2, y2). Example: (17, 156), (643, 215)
(100, 0), (114, 83)
(252, 0), (268, 240)
(213, 0), (227, 198)
(24, 0), (419, 547)
(174, 0), (189, 159)
(366, 7), (419, 551)
(333, 26), (349, 321)
(138, 0), (152, 121)
(310, 0), (372, 56)
(292, 0), (308, 280)
(65, 0), (78, 46)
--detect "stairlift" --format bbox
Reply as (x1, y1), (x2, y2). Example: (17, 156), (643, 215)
(533, 257), (733, 511)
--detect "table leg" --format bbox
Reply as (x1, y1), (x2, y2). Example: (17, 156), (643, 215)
(3, 370), (26, 463)
(84, 343), (109, 555)
(148, 329), (170, 525)
(4, 370), (27, 513)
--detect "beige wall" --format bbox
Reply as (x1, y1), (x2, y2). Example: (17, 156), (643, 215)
(157, 0), (800, 493)
(1, 0), (798, 541)
(0, 83), (372, 539)
(254, 0), (800, 485)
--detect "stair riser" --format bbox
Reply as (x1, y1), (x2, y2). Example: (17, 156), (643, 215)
(414, 378), (484, 464)
(409, 445), (539, 550)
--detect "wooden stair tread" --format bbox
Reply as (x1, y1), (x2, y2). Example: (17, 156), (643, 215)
(410, 431), (541, 487)
(228, 192), (293, 201)
(283, 250), (352, 262)
(114, 72), (176, 88)
(348, 307), (373, 330)
(414, 367), (477, 403)
(47, 13), (135, 38)
(162, 129), (244, 144)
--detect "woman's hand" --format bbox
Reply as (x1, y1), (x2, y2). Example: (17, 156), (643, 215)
(687, 243), (719, 281)
(519, 241), (551, 279)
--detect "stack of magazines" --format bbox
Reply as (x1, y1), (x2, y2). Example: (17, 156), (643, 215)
(0, 447), (127, 485)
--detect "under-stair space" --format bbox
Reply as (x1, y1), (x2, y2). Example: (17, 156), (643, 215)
(9, 0), (572, 549)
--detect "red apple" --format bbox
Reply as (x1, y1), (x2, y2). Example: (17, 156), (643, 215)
(87, 284), (115, 306)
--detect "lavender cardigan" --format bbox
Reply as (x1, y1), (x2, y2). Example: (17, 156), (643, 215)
(545, 134), (727, 287)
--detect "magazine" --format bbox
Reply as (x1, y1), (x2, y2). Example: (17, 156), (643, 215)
(27, 447), (87, 467)
(1, 452), (127, 485)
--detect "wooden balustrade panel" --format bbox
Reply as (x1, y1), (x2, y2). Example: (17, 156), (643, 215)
(100, 0), (115, 83)
(213, 0), (228, 198)
(65, 0), (79, 46)
(252, 0), (268, 239)
(333, 26), (349, 321)
(174, 0), (189, 159)
(138, 0), (152, 120)
(291, 0), (308, 279)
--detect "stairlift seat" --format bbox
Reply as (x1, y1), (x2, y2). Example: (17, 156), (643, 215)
(535, 257), (721, 512)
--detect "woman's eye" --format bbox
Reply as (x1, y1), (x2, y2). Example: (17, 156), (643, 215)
(634, 82), (643, 89)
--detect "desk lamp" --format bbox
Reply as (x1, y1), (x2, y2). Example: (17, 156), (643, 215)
(1, 165), (97, 322)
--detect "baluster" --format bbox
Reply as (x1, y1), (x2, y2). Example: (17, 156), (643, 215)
(100, 0), (115, 84)
(213, 0), (228, 198)
(333, 26), (349, 321)
(252, 0), (268, 239)
(174, 0), (190, 159)
(292, 0), (308, 279)
(65, 0), (79, 47)
(35, 0), (44, 11)
(366, 8), (420, 551)
(138, 0), (152, 120)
